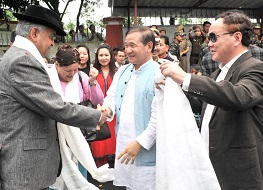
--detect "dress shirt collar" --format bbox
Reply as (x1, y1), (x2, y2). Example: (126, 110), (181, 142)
(218, 50), (248, 77)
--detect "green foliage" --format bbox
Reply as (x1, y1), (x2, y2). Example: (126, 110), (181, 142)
(81, 0), (102, 22)
(80, 0), (105, 33)
(5, 10), (16, 21)
(64, 20), (75, 32)
(177, 18), (192, 25)
(123, 17), (144, 27)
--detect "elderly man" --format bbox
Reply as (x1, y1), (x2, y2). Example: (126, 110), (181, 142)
(160, 11), (263, 189)
(103, 26), (158, 190)
(0, 5), (106, 189)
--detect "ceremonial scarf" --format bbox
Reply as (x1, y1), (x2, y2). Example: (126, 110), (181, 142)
(154, 70), (221, 190)
(13, 35), (114, 190)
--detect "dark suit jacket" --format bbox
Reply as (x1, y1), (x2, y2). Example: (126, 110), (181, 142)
(188, 51), (263, 189)
(0, 47), (101, 189)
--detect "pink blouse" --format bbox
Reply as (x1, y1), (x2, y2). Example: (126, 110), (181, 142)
(60, 71), (104, 105)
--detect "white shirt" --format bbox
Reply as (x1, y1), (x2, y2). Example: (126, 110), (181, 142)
(115, 61), (122, 69)
(183, 50), (248, 153)
(103, 67), (156, 190)
(88, 32), (103, 42)
(76, 32), (87, 42)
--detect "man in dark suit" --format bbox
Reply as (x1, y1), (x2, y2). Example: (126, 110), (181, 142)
(160, 11), (263, 189)
(0, 5), (107, 190)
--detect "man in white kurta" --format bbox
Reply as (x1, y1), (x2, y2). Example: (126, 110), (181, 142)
(103, 26), (159, 190)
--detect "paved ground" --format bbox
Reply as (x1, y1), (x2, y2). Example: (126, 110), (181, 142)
(49, 172), (126, 190)
(87, 173), (125, 190)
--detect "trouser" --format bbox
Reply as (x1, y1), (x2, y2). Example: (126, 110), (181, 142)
(190, 56), (200, 66)
(180, 56), (187, 72)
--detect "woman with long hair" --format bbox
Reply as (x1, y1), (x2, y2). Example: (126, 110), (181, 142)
(53, 44), (104, 184)
(91, 43), (117, 168)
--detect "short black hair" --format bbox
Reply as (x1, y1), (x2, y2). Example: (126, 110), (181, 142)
(126, 25), (156, 53)
(203, 21), (211, 27)
(216, 11), (252, 47)
(69, 30), (75, 36)
(160, 35), (170, 46)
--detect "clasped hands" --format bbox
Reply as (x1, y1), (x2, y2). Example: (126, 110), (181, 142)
(96, 105), (112, 129)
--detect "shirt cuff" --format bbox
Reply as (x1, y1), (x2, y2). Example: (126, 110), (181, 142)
(182, 73), (191, 91)
(136, 134), (155, 150)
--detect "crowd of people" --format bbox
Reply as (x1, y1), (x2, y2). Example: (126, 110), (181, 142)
(151, 20), (263, 76)
(68, 24), (104, 43)
(0, 4), (263, 190)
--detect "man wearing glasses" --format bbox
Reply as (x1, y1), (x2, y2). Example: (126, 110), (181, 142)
(159, 11), (263, 189)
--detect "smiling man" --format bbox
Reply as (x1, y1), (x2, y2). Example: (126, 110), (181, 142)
(102, 26), (159, 190)
(0, 5), (107, 189)
(160, 11), (263, 189)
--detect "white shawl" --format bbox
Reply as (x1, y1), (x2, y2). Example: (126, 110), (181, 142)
(154, 70), (221, 190)
(13, 36), (114, 190)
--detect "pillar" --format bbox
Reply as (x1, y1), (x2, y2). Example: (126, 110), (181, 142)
(103, 17), (124, 49)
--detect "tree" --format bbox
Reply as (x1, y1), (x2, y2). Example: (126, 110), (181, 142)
(76, 0), (103, 33)
(1, 0), (106, 36)
(177, 18), (192, 25)
(5, 9), (16, 21)
(123, 17), (144, 27)
(0, 0), (35, 12)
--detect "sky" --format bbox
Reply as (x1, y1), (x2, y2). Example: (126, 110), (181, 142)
(60, 0), (111, 25)
(40, 0), (111, 26)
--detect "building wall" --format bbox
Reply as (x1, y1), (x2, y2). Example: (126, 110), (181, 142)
(0, 41), (101, 62)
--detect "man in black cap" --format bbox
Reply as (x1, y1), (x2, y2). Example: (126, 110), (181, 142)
(0, 5), (107, 189)
(251, 23), (262, 46)
(169, 32), (181, 60)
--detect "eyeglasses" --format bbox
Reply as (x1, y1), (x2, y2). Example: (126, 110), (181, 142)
(208, 32), (234, 43)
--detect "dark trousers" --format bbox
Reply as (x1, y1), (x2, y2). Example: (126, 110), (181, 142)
(190, 56), (199, 66)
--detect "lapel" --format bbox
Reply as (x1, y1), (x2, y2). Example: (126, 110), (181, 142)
(203, 51), (252, 123)
(224, 51), (252, 81)
(200, 68), (221, 118)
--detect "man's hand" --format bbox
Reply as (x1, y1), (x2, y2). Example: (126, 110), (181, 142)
(160, 60), (187, 84)
(97, 104), (107, 126)
(117, 140), (142, 165)
(155, 78), (166, 90)
(102, 106), (113, 118)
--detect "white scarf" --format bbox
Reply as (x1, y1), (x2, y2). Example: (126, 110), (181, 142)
(154, 70), (221, 190)
(13, 36), (114, 190)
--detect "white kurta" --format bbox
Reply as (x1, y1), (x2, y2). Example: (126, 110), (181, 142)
(103, 68), (156, 190)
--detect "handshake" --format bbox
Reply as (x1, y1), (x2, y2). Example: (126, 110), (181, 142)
(97, 104), (112, 127)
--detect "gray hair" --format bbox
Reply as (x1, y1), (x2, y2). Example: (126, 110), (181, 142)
(15, 20), (46, 37)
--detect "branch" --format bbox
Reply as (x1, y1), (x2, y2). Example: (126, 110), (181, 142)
(76, 0), (84, 32)
(61, 0), (73, 20)
(42, 0), (53, 11)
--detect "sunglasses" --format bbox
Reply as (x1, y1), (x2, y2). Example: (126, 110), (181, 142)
(208, 32), (234, 43)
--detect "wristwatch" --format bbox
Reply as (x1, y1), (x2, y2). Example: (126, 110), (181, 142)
(89, 80), (97, 86)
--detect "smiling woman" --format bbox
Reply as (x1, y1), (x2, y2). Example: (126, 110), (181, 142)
(55, 44), (80, 82)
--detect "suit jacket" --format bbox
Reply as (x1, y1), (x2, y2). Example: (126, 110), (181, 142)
(0, 47), (101, 189)
(188, 51), (263, 189)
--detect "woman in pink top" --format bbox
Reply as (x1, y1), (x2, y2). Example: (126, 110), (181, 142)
(55, 44), (103, 105)
(54, 44), (104, 180)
